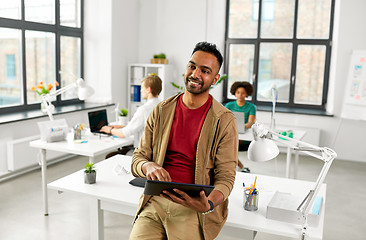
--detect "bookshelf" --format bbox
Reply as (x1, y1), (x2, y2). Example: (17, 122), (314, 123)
(127, 63), (177, 119)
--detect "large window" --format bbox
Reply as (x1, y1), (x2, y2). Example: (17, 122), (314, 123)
(0, 0), (83, 113)
(224, 0), (334, 110)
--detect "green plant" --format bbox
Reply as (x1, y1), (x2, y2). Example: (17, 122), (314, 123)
(170, 74), (228, 91)
(119, 108), (128, 117)
(84, 163), (95, 173)
(211, 74), (228, 89)
(153, 53), (166, 59)
(171, 82), (184, 91)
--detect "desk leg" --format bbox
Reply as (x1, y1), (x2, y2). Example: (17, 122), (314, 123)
(40, 149), (48, 216)
(89, 156), (94, 164)
(90, 199), (104, 240)
(286, 147), (292, 178)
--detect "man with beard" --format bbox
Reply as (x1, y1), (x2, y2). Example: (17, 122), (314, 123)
(130, 42), (238, 240)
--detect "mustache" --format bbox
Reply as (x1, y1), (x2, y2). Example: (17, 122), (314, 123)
(187, 76), (203, 84)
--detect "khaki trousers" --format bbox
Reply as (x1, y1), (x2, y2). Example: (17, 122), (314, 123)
(129, 196), (203, 240)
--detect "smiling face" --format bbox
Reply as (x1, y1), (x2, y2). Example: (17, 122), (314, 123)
(184, 51), (220, 95)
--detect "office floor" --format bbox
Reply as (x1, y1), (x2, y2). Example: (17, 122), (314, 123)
(0, 152), (365, 240)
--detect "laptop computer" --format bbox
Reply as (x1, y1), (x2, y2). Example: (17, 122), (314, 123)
(233, 111), (246, 134)
(88, 109), (111, 135)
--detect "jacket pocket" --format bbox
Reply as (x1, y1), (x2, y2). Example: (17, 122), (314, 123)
(205, 160), (215, 185)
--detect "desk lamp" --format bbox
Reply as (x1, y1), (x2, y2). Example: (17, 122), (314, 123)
(260, 84), (278, 131)
(248, 122), (337, 239)
(41, 78), (94, 120)
(270, 85), (277, 131)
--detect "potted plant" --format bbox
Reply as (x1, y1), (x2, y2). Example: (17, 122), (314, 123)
(151, 53), (168, 64)
(84, 163), (96, 184)
(31, 81), (59, 112)
(118, 108), (128, 125)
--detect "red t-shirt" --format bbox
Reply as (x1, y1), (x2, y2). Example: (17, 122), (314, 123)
(163, 95), (212, 184)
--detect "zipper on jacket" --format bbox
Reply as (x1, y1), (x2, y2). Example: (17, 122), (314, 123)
(203, 117), (220, 185)
(154, 101), (165, 162)
(202, 117), (220, 240)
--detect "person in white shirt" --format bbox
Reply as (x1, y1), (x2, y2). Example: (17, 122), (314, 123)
(100, 74), (162, 153)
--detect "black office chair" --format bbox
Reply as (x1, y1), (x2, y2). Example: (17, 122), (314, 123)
(105, 145), (135, 159)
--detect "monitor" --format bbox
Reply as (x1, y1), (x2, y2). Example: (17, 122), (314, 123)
(88, 109), (109, 134)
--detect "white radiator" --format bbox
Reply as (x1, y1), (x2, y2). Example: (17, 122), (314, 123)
(6, 136), (68, 171)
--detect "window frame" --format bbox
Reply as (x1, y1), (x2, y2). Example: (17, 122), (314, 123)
(223, 0), (335, 111)
(0, 0), (84, 114)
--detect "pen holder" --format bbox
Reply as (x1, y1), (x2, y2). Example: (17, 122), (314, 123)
(244, 189), (259, 211)
(72, 126), (84, 140)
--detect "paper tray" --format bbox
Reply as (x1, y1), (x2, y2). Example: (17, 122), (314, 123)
(266, 191), (322, 227)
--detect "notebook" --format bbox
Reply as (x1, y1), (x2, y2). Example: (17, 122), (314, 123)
(88, 109), (110, 135)
(233, 111), (246, 134)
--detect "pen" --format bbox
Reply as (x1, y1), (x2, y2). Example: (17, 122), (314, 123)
(250, 188), (257, 206)
(249, 176), (257, 194)
(250, 177), (258, 206)
(242, 182), (250, 190)
(74, 123), (84, 139)
(247, 195), (253, 206)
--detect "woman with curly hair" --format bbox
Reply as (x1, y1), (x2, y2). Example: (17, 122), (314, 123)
(225, 81), (256, 173)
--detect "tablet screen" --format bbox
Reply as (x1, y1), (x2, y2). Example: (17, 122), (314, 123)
(144, 180), (214, 197)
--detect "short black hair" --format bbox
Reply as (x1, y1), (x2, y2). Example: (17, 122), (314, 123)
(230, 81), (254, 96)
(192, 42), (223, 70)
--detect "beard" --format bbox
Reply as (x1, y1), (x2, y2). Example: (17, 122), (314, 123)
(184, 76), (212, 95)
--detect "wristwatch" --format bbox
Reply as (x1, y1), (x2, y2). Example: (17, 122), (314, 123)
(202, 200), (214, 215)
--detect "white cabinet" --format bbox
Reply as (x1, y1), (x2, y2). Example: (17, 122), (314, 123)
(127, 64), (177, 119)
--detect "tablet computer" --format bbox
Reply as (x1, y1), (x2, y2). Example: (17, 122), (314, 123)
(144, 180), (214, 198)
(129, 178), (147, 188)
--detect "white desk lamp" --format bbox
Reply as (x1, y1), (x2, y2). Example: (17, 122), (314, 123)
(270, 85), (277, 131)
(41, 78), (94, 120)
(248, 122), (337, 239)
(261, 83), (278, 131)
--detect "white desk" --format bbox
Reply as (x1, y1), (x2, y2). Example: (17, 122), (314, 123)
(30, 133), (134, 216)
(239, 129), (307, 179)
(48, 155), (325, 240)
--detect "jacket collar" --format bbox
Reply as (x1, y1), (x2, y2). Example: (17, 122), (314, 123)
(162, 92), (230, 118)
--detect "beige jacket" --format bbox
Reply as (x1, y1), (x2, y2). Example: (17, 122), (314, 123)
(131, 93), (238, 240)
